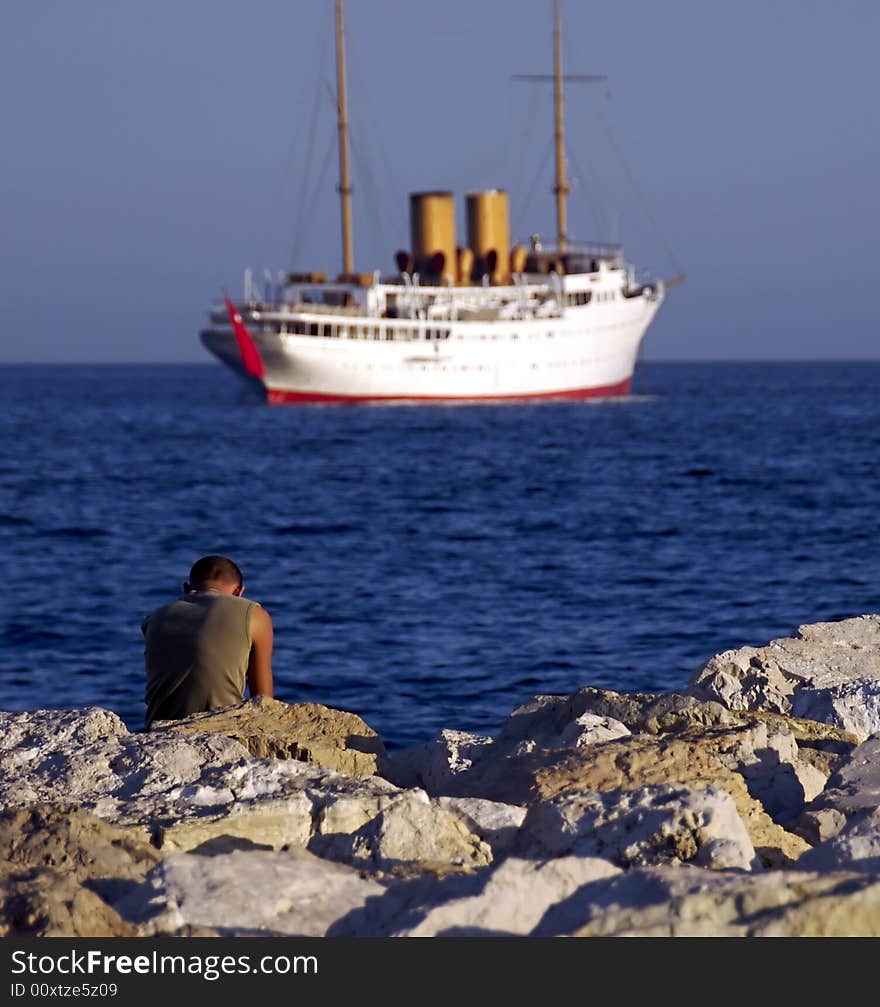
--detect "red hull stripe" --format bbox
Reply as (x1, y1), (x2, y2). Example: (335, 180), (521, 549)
(264, 377), (632, 405)
(224, 297), (265, 379)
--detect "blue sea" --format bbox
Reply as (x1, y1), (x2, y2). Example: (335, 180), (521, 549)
(1, 361), (878, 750)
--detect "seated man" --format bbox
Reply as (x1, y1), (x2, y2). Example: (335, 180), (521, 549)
(142, 555), (274, 729)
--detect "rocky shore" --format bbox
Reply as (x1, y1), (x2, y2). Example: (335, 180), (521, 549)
(4, 614), (880, 937)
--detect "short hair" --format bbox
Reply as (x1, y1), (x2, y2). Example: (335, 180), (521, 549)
(188, 555), (243, 588)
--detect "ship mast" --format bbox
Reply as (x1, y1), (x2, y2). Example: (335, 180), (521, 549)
(335, 0), (354, 274)
(553, 0), (568, 252)
(513, 3), (606, 254)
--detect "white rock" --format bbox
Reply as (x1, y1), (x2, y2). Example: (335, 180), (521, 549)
(798, 810), (880, 873)
(0, 707), (420, 855)
(155, 793), (316, 853)
(533, 863), (880, 937)
(315, 787), (419, 837)
(0, 707), (129, 753)
(490, 694), (578, 756)
(177, 785), (235, 807)
(798, 737), (880, 843)
(0, 711), (249, 814)
(801, 738), (880, 813)
(309, 792), (493, 870)
(392, 856), (621, 937)
(709, 722), (828, 823)
(383, 730), (494, 792)
(152, 761), (405, 853)
(115, 848), (386, 936)
(436, 797), (527, 855)
(517, 784), (758, 871)
(688, 616), (880, 739)
(556, 713), (631, 748)
(487, 698), (632, 760)
(218, 758), (404, 837)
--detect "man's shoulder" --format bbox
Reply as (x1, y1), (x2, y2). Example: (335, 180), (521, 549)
(141, 596), (187, 630)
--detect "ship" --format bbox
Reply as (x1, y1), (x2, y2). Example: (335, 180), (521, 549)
(200, 0), (680, 404)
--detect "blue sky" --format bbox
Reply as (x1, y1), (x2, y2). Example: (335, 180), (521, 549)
(1, 0), (878, 362)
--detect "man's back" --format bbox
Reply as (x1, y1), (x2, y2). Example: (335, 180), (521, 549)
(143, 588), (258, 728)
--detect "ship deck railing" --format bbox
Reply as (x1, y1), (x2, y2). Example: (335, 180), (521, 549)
(210, 301), (564, 327)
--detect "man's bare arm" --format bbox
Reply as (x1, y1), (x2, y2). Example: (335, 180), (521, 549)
(247, 605), (274, 698)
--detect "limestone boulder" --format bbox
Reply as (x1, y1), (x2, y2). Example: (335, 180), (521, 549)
(141, 759), (404, 853)
(0, 707), (414, 857)
(516, 785), (757, 871)
(564, 688), (746, 735)
(328, 854), (624, 937)
(459, 688), (842, 827)
(0, 804), (159, 903)
(0, 707), (249, 818)
(565, 686), (858, 751)
(687, 615), (880, 739)
(138, 757), (502, 876)
(495, 686), (813, 744)
(700, 721), (828, 825)
(0, 706), (129, 753)
(548, 864), (880, 937)
(435, 797), (527, 857)
(555, 713), (631, 749)
(384, 857), (621, 937)
(489, 694), (633, 760)
(23, 846), (880, 939)
(308, 791), (493, 872)
(796, 736), (880, 844)
(382, 730), (494, 790)
(115, 848), (386, 936)
(688, 647), (796, 714)
(382, 705), (630, 795)
(798, 810), (880, 873)
(796, 744), (848, 781)
(0, 864), (135, 937)
(152, 696), (390, 778)
(448, 729), (810, 867)
(531, 729), (811, 867)
(490, 695), (574, 754)
(748, 711), (860, 748)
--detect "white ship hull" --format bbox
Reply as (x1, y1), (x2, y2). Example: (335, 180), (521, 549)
(201, 281), (662, 404)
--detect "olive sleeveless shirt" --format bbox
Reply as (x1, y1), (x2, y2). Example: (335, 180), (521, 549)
(142, 589), (258, 728)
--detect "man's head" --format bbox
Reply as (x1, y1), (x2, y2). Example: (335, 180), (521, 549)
(184, 555), (245, 596)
